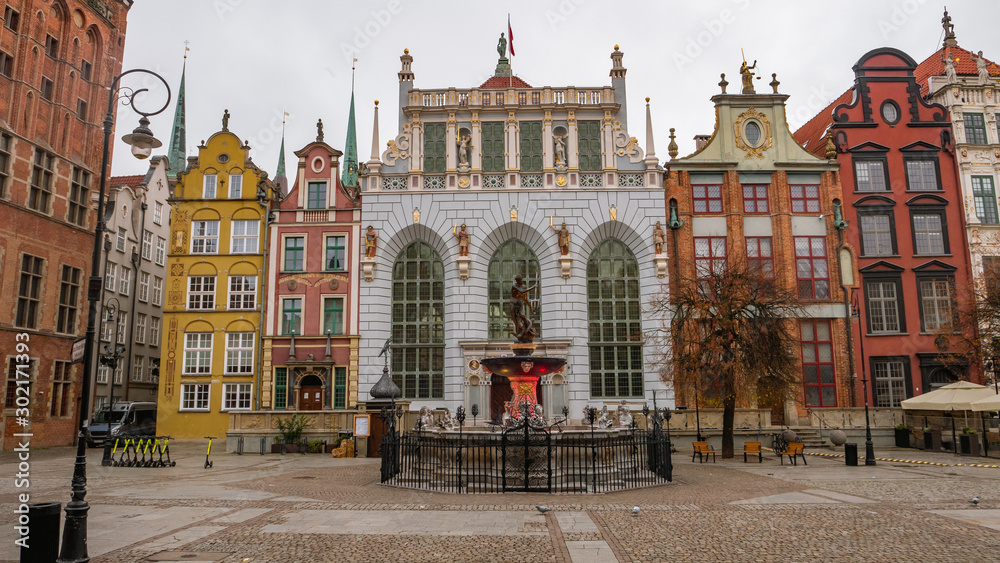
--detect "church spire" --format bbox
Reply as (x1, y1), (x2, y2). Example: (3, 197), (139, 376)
(273, 113), (288, 194)
(342, 62), (360, 195)
(167, 43), (189, 178)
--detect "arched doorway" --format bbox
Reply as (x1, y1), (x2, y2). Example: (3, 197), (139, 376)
(298, 374), (324, 410)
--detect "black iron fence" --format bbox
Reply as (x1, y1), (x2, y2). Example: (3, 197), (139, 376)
(380, 426), (672, 493)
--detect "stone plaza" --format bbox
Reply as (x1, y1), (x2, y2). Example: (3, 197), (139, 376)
(2, 443), (999, 562)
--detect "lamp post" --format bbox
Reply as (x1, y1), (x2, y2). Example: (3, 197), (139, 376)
(850, 289), (876, 467)
(59, 69), (169, 563)
(99, 298), (126, 466)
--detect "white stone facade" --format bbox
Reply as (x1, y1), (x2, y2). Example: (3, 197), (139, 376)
(358, 47), (670, 418)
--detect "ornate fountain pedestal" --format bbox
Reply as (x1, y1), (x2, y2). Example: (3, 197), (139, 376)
(480, 343), (566, 422)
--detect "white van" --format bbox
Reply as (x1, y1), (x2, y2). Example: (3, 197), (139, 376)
(86, 401), (157, 447)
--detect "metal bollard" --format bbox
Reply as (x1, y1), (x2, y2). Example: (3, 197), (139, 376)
(259, 436), (266, 455)
(19, 501), (60, 563)
(236, 435), (244, 455)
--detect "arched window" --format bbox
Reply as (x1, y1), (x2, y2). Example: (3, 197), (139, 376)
(587, 239), (643, 398)
(391, 241), (444, 399)
(487, 239), (540, 340)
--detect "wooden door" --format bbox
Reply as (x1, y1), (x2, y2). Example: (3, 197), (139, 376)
(299, 386), (323, 411)
(368, 413), (385, 458)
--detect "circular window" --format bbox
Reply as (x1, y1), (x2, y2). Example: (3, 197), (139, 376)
(881, 101), (899, 125)
(744, 121), (762, 146)
(217, 154), (230, 164)
(311, 156), (325, 173)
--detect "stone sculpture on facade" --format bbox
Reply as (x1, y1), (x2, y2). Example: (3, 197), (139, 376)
(510, 274), (537, 343)
(364, 225), (378, 258)
(652, 221), (665, 255)
(617, 400), (633, 428)
(222, 109), (231, 130)
(457, 134), (472, 167)
(597, 405), (613, 429)
(974, 51), (991, 85)
(551, 221), (570, 256)
(438, 407), (457, 430)
(553, 134), (567, 167)
(316, 118), (325, 142)
(942, 52), (957, 83)
(418, 406), (435, 430)
(497, 33), (507, 59)
(453, 223), (470, 257)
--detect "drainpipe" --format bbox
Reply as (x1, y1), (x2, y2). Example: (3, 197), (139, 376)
(124, 199), (148, 401)
(255, 185), (273, 411)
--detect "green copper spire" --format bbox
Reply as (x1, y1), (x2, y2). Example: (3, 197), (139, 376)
(342, 91), (359, 190)
(276, 133), (286, 178)
(167, 53), (187, 178)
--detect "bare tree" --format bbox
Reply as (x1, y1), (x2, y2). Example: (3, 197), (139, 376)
(650, 261), (803, 458)
(937, 263), (997, 385)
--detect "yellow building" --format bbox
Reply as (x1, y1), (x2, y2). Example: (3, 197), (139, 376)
(157, 117), (276, 438)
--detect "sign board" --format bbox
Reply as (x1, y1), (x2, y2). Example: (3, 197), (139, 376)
(71, 337), (87, 364)
(354, 414), (370, 437)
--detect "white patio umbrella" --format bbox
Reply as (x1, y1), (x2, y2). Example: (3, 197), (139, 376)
(901, 381), (998, 427)
(970, 390), (1000, 412)
(900, 381), (997, 411)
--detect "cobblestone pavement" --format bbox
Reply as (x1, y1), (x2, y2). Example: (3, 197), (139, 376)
(1, 442), (999, 562)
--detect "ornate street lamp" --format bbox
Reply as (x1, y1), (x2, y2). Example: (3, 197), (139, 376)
(850, 289), (876, 467)
(59, 68), (169, 563)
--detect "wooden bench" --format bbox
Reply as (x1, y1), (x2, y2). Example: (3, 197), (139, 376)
(778, 442), (806, 465)
(743, 441), (762, 463)
(692, 441), (716, 463)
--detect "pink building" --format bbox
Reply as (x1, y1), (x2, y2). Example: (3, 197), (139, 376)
(262, 127), (361, 412)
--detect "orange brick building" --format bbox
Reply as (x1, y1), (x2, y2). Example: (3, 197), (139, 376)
(0, 0), (131, 448)
(665, 70), (852, 425)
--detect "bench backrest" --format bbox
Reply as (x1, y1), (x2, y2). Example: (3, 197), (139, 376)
(744, 441), (761, 452)
(693, 441), (709, 452)
(789, 442), (804, 454)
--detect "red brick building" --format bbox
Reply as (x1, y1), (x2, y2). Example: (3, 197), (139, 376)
(0, 0), (131, 448)
(262, 127), (361, 412)
(666, 70), (849, 425)
(795, 47), (979, 405)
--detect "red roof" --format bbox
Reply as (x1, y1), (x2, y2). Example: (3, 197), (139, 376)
(479, 75), (532, 89)
(914, 45), (1000, 95)
(109, 175), (145, 189)
(792, 89), (853, 158)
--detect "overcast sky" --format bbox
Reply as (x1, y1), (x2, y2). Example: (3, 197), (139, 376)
(110, 0), (995, 177)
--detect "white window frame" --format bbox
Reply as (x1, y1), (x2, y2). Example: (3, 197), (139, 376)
(113, 362), (123, 384)
(138, 272), (150, 302)
(228, 173), (243, 198)
(222, 382), (252, 411)
(228, 275), (257, 310)
(116, 311), (127, 344)
(135, 313), (146, 344)
(187, 275), (216, 310)
(155, 236), (166, 265)
(203, 174), (217, 198)
(116, 226), (126, 252)
(141, 230), (153, 261)
(183, 332), (213, 374)
(225, 332), (254, 375)
(231, 220), (259, 254)
(104, 261), (116, 291)
(149, 317), (160, 347)
(180, 383), (210, 411)
(152, 277), (163, 306)
(153, 201), (163, 225)
(132, 355), (144, 382)
(96, 365), (109, 384)
(119, 267), (130, 296)
(192, 221), (220, 254)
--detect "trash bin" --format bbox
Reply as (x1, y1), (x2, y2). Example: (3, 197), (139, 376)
(845, 443), (858, 466)
(19, 501), (61, 563)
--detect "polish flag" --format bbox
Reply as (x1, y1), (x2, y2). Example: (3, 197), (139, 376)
(508, 15), (515, 57)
